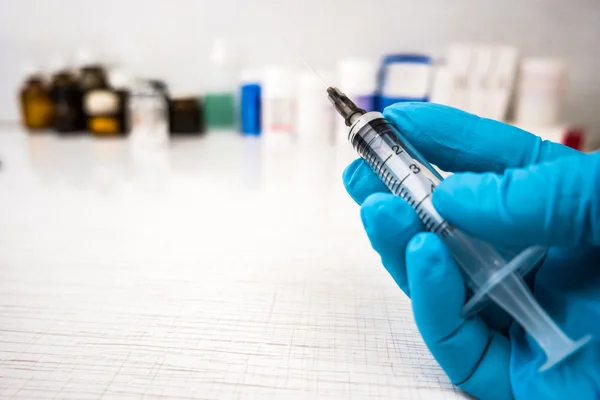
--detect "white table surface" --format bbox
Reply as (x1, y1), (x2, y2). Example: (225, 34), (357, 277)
(0, 128), (467, 399)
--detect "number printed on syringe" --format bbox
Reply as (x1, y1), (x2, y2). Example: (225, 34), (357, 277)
(355, 121), (453, 239)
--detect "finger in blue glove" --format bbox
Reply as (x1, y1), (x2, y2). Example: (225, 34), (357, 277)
(432, 152), (600, 248)
(360, 193), (422, 296)
(406, 232), (512, 400)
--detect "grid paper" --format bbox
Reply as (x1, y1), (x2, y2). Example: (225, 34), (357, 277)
(0, 131), (469, 399)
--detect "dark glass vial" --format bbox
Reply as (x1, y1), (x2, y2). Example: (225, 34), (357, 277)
(79, 65), (108, 93)
(50, 69), (85, 133)
(115, 89), (130, 135)
(169, 96), (204, 134)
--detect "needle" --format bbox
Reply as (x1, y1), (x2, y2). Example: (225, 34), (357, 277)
(279, 34), (330, 88)
(297, 55), (329, 88)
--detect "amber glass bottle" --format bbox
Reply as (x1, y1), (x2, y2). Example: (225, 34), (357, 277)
(85, 69), (131, 137)
(85, 89), (122, 136)
(19, 72), (53, 131)
(79, 60), (109, 131)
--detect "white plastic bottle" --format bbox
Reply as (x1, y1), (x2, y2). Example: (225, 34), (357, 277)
(262, 65), (295, 145)
(296, 70), (334, 146)
(465, 46), (494, 116)
(515, 58), (566, 127)
(486, 46), (519, 122)
(429, 64), (453, 106)
(128, 80), (169, 151)
(447, 44), (473, 111)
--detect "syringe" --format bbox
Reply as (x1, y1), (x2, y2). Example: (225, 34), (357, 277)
(327, 86), (591, 371)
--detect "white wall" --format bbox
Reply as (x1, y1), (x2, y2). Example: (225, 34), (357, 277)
(1, 0), (599, 138)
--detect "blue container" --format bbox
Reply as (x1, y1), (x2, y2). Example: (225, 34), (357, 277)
(240, 83), (261, 135)
(376, 53), (432, 111)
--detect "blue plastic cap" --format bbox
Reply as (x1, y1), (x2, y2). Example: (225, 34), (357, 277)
(382, 53), (432, 65)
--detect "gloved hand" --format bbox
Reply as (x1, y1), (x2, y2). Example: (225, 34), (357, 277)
(342, 102), (600, 400)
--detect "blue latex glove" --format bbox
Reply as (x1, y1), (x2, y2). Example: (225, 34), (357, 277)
(342, 102), (600, 400)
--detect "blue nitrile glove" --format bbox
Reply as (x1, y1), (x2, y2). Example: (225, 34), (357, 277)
(342, 102), (600, 400)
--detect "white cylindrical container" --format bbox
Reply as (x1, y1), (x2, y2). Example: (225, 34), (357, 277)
(296, 70), (334, 146)
(465, 46), (494, 116)
(335, 58), (378, 145)
(447, 44), (473, 111)
(262, 65), (295, 144)
(429, 65), (453, 106)
(129, 80), (169, 151)
(485, 46), (519, 122)
(515, 58), (566, 127)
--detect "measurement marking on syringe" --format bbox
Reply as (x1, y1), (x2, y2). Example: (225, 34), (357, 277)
(399, 174), (411, 185)
(383, 171), (393, 187)
(415, 194), (430, 209)
(432, 220), (449, 234)
(422, 215), (432, 229)
(380, 170), (389, 185)
(376, 160), (385, 175)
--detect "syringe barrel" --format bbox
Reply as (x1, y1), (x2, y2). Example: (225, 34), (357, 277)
(348, 112), (450, 236)
(348, 112), (544, 288)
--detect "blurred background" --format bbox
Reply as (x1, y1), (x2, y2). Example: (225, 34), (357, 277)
(1, 0), (600, 148)
(0, 1), (599, 398)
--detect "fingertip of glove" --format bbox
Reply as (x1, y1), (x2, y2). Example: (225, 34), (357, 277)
(407, 232), (446, 260)
(383, 102), (475, 137)
(343, 159), (390, 205)
(432, 172), (502, 217)
(406, 232), (451, 283)
(342, 158), (362, 186)
(360, 193), (419, 232)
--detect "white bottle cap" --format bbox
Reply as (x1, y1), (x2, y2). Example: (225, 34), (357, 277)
(74, 47), (98, 68)
(22, 62), (39, 79)
(263, 65), (295, 98)
(109, 68), (132, 90)
(169, 86), (199, 99)
(239, 69), (263, 85)
(49, 57), (69, 73)
(337, 58), (377, 95)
